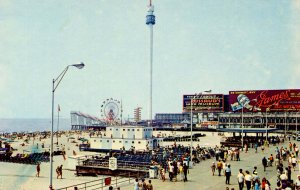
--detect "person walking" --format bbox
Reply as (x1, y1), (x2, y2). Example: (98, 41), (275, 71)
(295, 175), (300, 189)
(254, 178), (261, 190)
(217, 160), (223, 176)
(173, 160), (178, 182)
(237, 169), (244, 190)
(133, 178), (139, 190)
(244, 170), (253, 190)
(59, 165), (63, 179)
(160, 168), (166, 182)
(225, 164), (231, 185)
(254, 143), (258, 153)
(140, 178), (147, 190)
(169, 163), (174, 182)
(183, 163), (189, 182)
(56, 166), (61, 179)
(146, 180), (153, 190)
(211, 162), (216, 176)
(292, 155), (297, 171)
(269, 154), (274, 166)
(179, 163), (184, 181)
(36, 163), (40, 177)
(262, 157), (268, 171)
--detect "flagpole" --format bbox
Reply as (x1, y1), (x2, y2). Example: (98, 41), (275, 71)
(57, 105), (60, 145)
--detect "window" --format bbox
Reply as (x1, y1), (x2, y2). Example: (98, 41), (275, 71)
(132, 141), (134, 143)
(123, 129), (125, 131)
(113, 140), (115, 143)
(128, 129), (130, 131)
(132, 129), (134, 131)
(138, 141), (141, 144)
(100, 140), (102, 142)
(107, 140), (109, 142)
(119, 141), (122, 143)
(94, 140), (96, 142)
(125, 141), (128, 143)
(109, 128), (112, 131)
(137, 129), (140, 131)
(116, 129), (118, 131)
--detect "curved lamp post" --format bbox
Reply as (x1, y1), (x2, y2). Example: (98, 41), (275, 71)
(49, 63), (85, 190)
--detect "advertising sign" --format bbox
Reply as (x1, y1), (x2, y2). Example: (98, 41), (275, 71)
(109, 157), (117, 170)
(183, 94), (224, 112)
(229, 89), (300, 112)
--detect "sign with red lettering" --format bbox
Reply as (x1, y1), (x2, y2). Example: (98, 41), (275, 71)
(229, 89), (300, 112)
(183, 94), (224, 112)
(105, 177), (111, 186)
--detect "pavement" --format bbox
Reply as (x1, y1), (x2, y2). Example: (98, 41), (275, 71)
(119, 138), (300, 190)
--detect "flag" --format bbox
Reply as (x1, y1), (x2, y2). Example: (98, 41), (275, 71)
(58, 104), (61, 112)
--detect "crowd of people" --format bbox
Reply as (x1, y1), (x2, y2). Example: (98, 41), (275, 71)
(150, 135), (300, 190)
(209, 137), (300, 190)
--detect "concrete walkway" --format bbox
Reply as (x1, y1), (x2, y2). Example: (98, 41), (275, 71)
(120, 139), (300, 190)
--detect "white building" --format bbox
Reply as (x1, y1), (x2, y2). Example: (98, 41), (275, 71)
(89, 125), (163, 151)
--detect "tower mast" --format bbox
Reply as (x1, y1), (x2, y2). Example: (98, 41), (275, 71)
(146, 0), (155, 127)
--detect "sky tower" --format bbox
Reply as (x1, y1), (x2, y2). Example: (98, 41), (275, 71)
(146, 0), (155, 126)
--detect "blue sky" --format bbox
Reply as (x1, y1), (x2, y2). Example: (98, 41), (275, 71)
(0, 0), (299, 120)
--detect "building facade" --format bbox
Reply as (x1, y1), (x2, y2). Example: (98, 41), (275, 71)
(89, 125), (163, 151)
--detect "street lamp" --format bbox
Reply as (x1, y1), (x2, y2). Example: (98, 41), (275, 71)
(49, 62), (85, 190)
(296, 112), (299, 134)
(241, 107), (244, 149)
(285, 111), (287, 137)
(190, 90), (211, 160)
(241, 98), (257, 150)
(265, 108), (270, 141)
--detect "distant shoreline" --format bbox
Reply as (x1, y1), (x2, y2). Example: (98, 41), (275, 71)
(0, 118), (71, 133)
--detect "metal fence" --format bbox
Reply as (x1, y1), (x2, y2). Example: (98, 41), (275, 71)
(55, 173), (147, 190)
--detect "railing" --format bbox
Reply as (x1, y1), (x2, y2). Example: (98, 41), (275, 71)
(55, 175), (136, 190)
(78, 159), (150, 172)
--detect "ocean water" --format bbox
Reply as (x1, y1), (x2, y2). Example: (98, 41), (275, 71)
(0, 118), (71, 133)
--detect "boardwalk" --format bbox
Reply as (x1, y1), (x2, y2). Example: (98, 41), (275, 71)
(1, 132), (299, 190)
(121, 138), (299, 190)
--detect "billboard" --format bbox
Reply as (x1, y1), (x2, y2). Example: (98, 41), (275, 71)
(183, 94), (224, 112)
(229, 89), (300, 112)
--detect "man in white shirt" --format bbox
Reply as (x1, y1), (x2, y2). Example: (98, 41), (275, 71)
(224, 164), (231, 185)
(292, 156), (297, 171)
(169, 163), (174, 181)
(280, 172), (287, 180)
(244, 170), (253, 190)
(295, 175), (300, 189)
(237, 169), (244, 190)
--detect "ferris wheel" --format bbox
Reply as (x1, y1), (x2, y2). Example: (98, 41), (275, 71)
(100, 98), (122, 122)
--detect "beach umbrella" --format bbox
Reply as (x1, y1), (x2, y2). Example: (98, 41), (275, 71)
(5, 139), (14, 143)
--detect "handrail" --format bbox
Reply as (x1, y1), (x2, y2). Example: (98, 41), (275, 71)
(55, 173), (148, 190)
